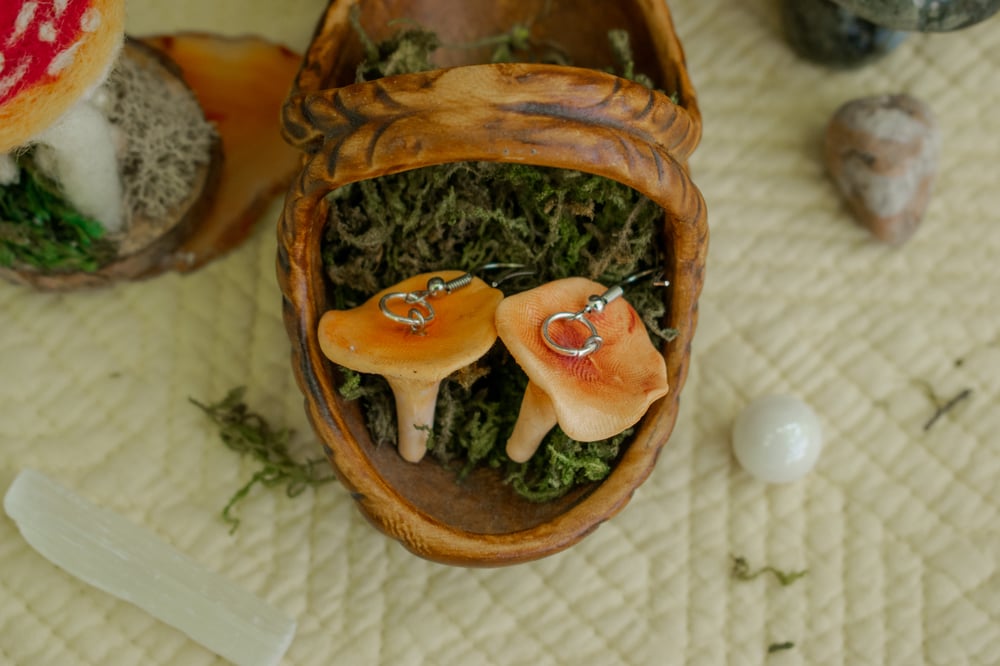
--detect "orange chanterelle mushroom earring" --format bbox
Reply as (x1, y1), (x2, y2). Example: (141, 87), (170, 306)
(496, 271), (671, 463)
(317, 268), (510, 463)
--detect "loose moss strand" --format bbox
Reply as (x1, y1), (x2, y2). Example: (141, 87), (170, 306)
(191, 387), (336, 532)
(731, 555), (809, 587)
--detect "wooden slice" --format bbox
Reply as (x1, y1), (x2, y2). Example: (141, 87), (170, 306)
(0, 39), (220, 290)
(142, 34), (303, 274)
(1, 34), (302, 289)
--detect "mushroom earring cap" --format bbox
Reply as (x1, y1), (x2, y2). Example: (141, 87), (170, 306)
(497, 277), (669, 461)
(318, 270), (503, 462)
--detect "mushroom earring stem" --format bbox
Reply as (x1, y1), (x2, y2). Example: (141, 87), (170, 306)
(318, 270), (503, 463)
(506, 381), (559, 463)
(384, 376), (442, 462)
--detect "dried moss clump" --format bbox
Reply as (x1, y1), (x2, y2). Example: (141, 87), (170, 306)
(322, 22), (676, 501)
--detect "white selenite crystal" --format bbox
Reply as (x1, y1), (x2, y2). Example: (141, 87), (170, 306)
(3, 469), (296, 666)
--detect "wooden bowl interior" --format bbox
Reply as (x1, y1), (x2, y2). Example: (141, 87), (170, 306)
(309, 169), (680, 538)
(306, 0), (689, 102)
(334, 384), (598, 534)
(281, 0), (705, 563)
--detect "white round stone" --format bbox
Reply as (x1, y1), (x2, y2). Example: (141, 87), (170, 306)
(732, 394), (823, 483)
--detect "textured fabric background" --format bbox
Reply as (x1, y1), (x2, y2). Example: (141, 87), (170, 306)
(2, 1), (998, 664)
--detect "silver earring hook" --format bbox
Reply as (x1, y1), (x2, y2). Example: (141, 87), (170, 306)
(477, 262), (536, 288)
(379, 263), (533, 333)
(379, 273), (473, 333)
(541, 268), (669, 358)
(618, 267), (669, 289)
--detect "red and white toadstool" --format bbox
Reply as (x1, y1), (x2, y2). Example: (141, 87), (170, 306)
(0, 8), (303, 287)
(1, 0), (127, 230)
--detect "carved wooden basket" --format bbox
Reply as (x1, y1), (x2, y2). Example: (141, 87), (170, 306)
(278, 0), (707, 566)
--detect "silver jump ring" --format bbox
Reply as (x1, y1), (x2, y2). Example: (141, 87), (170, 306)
(377, 266), (533, 333)
(378, 271), (485, 332)
(379, 292), (435, 331)
(536, 269), (668, 358)
(542, 312), (604, 358)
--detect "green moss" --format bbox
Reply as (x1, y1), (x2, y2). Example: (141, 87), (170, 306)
(0, 151), (116, 272)
(768, 642), (795, 654)
(351, 10), (441, 81)
(321, 20), (677, 501)
(731, 555), (809, 587)
(191, 387), (336, 532)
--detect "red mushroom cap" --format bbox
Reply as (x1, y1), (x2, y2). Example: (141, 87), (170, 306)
(0, 0), (125, 152)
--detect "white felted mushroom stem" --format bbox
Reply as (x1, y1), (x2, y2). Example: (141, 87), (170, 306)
(33, 98), (124, 232)
(506, 381), (559, 463)
(0, 153), (18, 185)
(385, 376), (441, 463)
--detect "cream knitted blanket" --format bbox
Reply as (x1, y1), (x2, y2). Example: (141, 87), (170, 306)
(1, 1), (998, 663)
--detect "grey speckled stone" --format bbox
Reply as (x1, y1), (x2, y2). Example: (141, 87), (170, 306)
(832, 0), (1000, 31)
(825, 94), (940, 245)
(782, 0), (908, 69)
